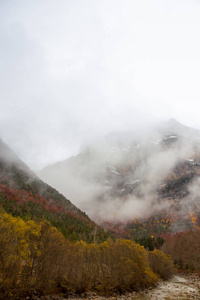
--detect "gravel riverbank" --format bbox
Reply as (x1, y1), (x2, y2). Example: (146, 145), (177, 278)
(34, 274), (200, 300)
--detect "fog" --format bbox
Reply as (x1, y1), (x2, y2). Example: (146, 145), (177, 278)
(1, 0), (200, 222)
(39, 121), (200, 222)
(1, 1), (200, 170)
(181, 178), (200, 214)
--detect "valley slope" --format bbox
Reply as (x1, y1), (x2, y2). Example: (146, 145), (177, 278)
(0, 139), (109, 242)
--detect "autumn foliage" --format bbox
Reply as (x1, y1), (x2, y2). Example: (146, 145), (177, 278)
(0, 184), (109, 243)
(0, 144), (176, 298)
(0, 208), (175, 299)
(148, 249), (175, 279)
(162, 230), (200, 271)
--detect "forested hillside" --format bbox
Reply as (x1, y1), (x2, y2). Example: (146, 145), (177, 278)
(0, 139), (109, 243)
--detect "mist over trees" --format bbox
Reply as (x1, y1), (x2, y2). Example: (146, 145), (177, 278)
(1, 125), (200, 298)
(1, 0), (200, 298)
(0, 138), (176, 299)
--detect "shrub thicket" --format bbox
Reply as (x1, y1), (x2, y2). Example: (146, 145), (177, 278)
(0, 210), (175, 298)
(148, 249), (175, 280)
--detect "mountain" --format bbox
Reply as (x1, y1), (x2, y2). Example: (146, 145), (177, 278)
(1, 139), (174, 299)
(38, 119), (200, 238)
(0, 139), (109, 242)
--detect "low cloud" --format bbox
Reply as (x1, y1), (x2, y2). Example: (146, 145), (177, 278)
(38, 123), (200, 222)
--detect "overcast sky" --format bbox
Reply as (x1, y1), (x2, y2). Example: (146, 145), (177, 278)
(1, 0), (200, 170)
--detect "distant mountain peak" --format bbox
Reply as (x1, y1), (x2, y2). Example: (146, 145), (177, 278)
(157, 119), (200, 139)
(168, 117), (179, 124)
